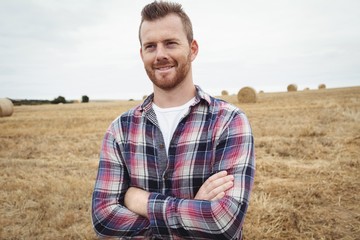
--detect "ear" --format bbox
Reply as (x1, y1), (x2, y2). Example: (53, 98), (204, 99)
(140, 47), (144, 60)
(190, 40), (199, 61)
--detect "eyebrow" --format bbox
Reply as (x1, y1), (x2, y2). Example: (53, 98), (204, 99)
(142, 38), (181, 47)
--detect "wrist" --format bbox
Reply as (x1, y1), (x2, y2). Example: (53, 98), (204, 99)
(125, 187), (150, 218)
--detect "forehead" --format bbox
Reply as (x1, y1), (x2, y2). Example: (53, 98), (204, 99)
(140, 14), (187, 43)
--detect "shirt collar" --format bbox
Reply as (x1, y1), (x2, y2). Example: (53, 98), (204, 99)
(140, 85), (211, 113)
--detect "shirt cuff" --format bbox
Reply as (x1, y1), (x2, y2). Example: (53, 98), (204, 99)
(147, 192), (177, 237)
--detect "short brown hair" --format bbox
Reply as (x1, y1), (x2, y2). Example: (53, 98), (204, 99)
(139, 1), (193, 44)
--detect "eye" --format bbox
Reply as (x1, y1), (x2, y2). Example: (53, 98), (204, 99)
(167, 41), (177, 47)
(144, 44), (155, 51)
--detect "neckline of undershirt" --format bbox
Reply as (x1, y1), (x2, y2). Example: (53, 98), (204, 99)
(152, 97), (196, 113)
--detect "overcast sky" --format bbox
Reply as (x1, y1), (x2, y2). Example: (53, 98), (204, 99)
(1, 0), (359, 100)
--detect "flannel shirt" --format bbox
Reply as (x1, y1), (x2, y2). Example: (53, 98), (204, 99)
(92, 86), (255, 239)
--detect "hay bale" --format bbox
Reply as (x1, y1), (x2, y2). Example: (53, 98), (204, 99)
(0, 98), (14, 117)
(318, 84), (326, 90)
(287, 84), (298, 92)
(221, 90), (229, 96)
(237, 87), (257, 103)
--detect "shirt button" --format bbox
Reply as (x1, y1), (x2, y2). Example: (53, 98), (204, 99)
(159, 144), (165, 149)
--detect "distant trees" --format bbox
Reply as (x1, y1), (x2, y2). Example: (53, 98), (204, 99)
(51, 96), (66, 104)
(82, 95), (89, 103)
(13, 95), (90, 105)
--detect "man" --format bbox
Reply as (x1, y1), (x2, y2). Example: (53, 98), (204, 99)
(92, 1), (255, 239)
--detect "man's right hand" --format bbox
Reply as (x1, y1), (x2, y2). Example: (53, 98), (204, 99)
(194, 170), (234, 201)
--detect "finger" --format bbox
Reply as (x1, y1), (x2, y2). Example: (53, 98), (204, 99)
(200, 176), (233, 200)
(209, 179), (234, 197)
(194, 172), (234, 200)
(207, 174), (234, 190)
(208, 170), (228, 181)
(211, 192), (225, 201)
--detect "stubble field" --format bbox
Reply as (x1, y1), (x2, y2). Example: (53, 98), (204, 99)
(0, 86), (359, 239)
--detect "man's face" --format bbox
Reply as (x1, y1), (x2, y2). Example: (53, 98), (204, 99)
(140, 14), (198, 90)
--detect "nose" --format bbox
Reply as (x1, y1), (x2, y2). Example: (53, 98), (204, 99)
(155, 44), (168, 61)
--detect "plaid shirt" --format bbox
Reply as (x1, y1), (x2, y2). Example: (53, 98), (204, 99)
(92, 86), (255, 239)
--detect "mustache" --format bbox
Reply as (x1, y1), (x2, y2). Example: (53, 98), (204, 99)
(153, 59), (174, 68)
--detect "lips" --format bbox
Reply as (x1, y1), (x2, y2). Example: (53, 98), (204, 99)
(155, 65), (174, 72)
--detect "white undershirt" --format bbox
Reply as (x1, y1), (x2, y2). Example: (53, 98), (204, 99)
(153, 97), (196, 155)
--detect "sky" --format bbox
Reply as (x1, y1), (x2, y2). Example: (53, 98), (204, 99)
(1, 0), (359, 100)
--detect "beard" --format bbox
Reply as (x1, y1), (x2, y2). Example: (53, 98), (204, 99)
(145, 53), (192, 90)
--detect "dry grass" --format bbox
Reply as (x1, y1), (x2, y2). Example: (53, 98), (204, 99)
(1, 87), (359, 240)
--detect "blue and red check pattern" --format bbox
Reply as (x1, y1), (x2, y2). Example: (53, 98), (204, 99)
(92, 86), (255, 239)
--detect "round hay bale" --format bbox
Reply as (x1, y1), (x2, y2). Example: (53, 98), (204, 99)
(318, 84), (326, 90)
(287, 84), (298, 92)
(221, 90), (229, 96)
(237, 87), (257, 103)
(0, 98), (14, 117)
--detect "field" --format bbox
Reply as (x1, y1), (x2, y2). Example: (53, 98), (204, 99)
(1, 86), (359, 239)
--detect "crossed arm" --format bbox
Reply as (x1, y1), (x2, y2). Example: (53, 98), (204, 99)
(92, 113), (255, 238)
(124, 170), (234, 218)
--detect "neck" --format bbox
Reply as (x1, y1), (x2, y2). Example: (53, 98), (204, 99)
(153, 81), (196, 108)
